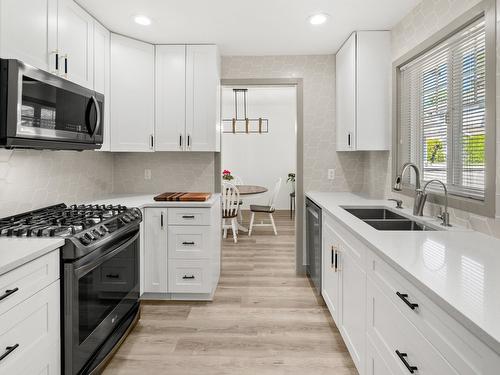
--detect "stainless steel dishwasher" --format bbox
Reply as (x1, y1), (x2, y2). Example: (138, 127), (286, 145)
(305, 198), (322, 293)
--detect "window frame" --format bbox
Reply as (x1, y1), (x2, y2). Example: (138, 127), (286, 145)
(392, 0), (496, 217)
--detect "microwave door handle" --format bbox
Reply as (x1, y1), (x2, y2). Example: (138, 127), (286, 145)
(90, 95), (101, 137)
(74, 230), (139, 277)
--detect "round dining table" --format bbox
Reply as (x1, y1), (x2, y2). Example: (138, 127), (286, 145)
(236, 185), (268, 196)
(235, 185), (268, 232)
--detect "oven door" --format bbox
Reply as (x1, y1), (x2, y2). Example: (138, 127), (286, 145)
(64, 229), (139, 375)
(1, 59), (103, 149)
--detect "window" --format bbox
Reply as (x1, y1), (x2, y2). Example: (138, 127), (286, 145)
(398, 16), (488, 201)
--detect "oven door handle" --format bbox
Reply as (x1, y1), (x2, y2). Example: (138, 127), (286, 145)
(74, 230), (139, 277)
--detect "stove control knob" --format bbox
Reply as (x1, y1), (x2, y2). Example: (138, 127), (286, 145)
(92, 229), (102, 237)
(122, 216), (131, 223)
(100, 225), (109, 233)
(79, 236), (91, 246)
(85, 232), (95, 241)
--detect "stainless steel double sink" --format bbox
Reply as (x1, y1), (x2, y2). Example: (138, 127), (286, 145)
(343, 208), (440, 231)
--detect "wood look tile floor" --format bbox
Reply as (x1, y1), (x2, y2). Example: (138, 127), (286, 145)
(103, 210), (357, 375)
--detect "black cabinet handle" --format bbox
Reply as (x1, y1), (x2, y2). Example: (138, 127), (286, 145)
(0, 344), (19, 362)
(0, 288), (19, 302)
(396, 292), (419, 310)
(182, 275), (195, 280)
(105, 274), (120, 279)
(179, 134), (183, 147)
(331, 246), (334, 267)
(348, 133), (351, 146)
(64, 55), (68, 75)
(187, 135), (191, 147)
(395, 350), (418, 373)
(182, 215), (195, 219)
(182, 241), (195, 245)
(161, 212), (164, 228)
(55, 52), (59, 71)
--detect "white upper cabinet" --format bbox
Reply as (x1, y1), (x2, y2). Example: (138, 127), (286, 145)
(336, 31), (390, 151)
(155, 45), (187, 151)
(57, 0), (94, 89)
(336, 33), (356, 151)
(155, 44), (221, 152)
(110, 33), (155, 152)
(186, 45), (221, 152)
(0, 0), (58, 72)
(94, 21), (110, 150)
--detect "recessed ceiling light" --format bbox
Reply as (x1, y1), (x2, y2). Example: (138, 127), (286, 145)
(308, 13), (330, 26)
(134, 15), (152, 26)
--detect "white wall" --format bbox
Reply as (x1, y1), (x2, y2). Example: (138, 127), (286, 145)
(221, 86), (296, 210)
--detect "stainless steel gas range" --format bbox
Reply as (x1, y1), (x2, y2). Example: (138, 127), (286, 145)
(0, 203), (142, 375)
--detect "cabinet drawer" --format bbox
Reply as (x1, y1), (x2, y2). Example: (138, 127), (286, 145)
(168, 226), (211, 259)
(0, 250), (59, 316)
(0, 281), (60, 375)
(168, 208), (210, 226)
(168, 259), (211, 293)
(367, 279), (457, 375)
(368, 251), (500, 374)
(366, 335), (400, 375)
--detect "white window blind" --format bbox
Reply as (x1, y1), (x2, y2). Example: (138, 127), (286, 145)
(399, 17), (486, 200)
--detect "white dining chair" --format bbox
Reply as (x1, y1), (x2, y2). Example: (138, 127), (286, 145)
(221, 182), (240, 243)
(232, 175), (244, 223)
(248, 178), (282, 236)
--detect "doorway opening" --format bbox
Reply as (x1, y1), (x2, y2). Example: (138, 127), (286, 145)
(217, 79), (304, 273)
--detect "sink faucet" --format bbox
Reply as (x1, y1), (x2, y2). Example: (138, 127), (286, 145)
(393, 162), (425, 216)
(421, 179), (451, 226)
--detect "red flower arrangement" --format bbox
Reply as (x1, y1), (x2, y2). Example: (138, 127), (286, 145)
(222, 169), (234, 181)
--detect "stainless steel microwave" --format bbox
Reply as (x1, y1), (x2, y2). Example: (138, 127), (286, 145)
(0, 59), (103, 150)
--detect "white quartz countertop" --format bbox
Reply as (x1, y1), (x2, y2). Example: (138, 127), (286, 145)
(86, 193), (220, 209)
(0, 238), (63, 276)
(306, 191), (500, 355)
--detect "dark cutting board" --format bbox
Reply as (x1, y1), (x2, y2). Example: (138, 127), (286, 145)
(154, 192), (212, 202)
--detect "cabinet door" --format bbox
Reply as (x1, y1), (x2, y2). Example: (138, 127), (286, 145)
(57, 0), (94, 88)
(0, 0), (58, 72)
(186, 45), (220, 152)
(335, 32), (356, 151)
(143, 208), (168, 293)
(110, 33), (155, 151)
(155, 45), (186, 151)
(94, 22), (110, 151)
(356, 31), (390, 150)
(322, 216), (341, 323)
(339, 245), (366, 373)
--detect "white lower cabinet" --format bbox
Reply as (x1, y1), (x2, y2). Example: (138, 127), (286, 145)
(322, 215), (341, 322)
(322, 213), (365, 372)
(0, 251), (60, 375)
(143, 201), (221, 300)
(320, 211), (500, 375)
(143, 208), (168, 293)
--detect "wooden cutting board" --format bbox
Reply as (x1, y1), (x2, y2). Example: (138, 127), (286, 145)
(154, 192), (212, 202)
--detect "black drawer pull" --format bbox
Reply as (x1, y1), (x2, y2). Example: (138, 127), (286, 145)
(0, 288), (19, 302)
(106, 274), (120, 279)
(182, 275), (195, 280)
(182, 241), (195, 245)
(0, 344), (19, 362)
(395, 350), (418, 373)
(396, 292), (419, 310)
(182, 215), (195, 219)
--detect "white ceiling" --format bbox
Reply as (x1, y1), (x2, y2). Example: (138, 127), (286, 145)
(76, 0), (420, 55)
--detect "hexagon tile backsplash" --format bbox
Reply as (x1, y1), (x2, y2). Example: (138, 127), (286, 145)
(0, 149), (114, 217)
